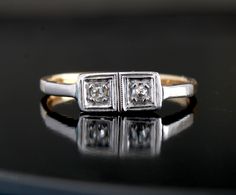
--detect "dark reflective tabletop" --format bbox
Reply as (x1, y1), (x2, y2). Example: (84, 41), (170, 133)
(0, 15), (235, 194)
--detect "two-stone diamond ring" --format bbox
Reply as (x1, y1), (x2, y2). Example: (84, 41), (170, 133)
(40, 71), (197, 112)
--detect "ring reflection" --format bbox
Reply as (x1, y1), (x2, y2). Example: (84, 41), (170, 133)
(40, 96), (196, 158)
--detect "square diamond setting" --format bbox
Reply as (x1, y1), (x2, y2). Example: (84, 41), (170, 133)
(77, 73), (118, 112)
(77, 72), (162, 112)
(128, 78), (153, 106)
(120, 72), (162, 111)
(86, 79), (111, 106)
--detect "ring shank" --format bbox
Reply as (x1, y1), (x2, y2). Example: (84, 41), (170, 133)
(160, 74), (197, 100)
(40, 72), (197, 100)
(40, 73), (78, 97)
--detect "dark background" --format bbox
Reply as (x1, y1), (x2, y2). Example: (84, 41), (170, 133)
(0, 2), (235, 194)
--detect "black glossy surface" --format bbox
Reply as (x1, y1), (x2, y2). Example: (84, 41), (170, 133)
(0, 15), (235, 194)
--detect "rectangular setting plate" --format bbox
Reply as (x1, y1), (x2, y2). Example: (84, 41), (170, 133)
(77, 72), (119, 112)
(119, 72), (162, 111)
(77, 72), (162, 112)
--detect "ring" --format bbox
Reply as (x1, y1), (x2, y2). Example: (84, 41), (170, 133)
(40, 96), (196, 157)
(40, 72), (197, 112)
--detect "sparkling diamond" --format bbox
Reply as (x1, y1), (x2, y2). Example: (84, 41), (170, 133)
(129, 79), (151, 104)
(87, 80), (110, 104)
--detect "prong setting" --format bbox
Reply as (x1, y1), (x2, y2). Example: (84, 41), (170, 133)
(119, 72), (162, 111)
(77, 72), (162, 112)
(77, 73), (118, 112)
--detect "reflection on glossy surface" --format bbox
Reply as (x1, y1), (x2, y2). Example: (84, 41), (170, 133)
(78, 116), (119, 156)
(120, 117), (161, 157)
(40, 96), (196, 158)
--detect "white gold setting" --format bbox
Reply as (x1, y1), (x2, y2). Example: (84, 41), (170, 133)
(77, 72), (118, 112)
(119, 72), (162, 111)
(77, 72), (162, 112)
(40, 71), (197, 112)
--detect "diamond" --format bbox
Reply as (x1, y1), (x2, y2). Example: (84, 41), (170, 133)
(87, 80), (110, 104)
(130, 79), (151, 104)
(119, 72), (161, 111)
(78, 73), (118, 111)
